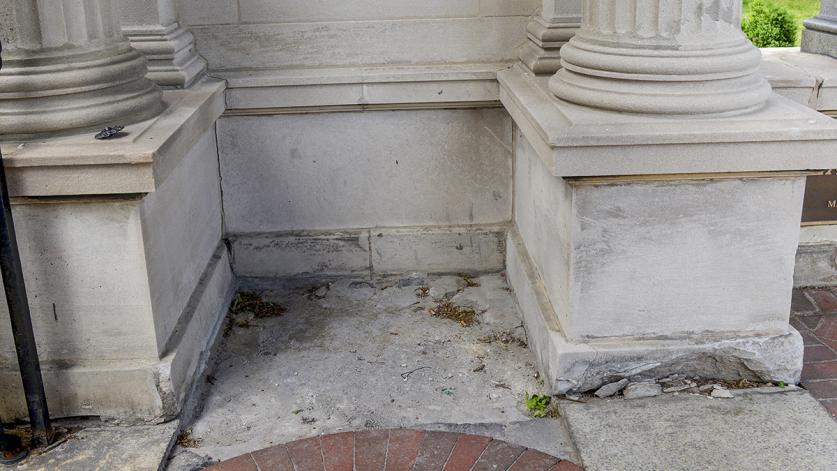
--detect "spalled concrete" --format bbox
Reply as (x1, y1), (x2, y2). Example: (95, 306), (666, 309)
(172, 273), (573, 465)
(561, 391), (837, 471)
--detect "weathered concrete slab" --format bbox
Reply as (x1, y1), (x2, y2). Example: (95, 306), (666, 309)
(177, 273), (557, 464)
(12, 421), (177, 471)
(561, 392), (837, 471)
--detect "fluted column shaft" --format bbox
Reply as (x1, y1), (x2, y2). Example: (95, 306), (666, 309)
(119, 0), (207, 88)
(0, 0), (163, 137)
(802, 0), (837, 58)
(520, 0), (583, 75)
(550, 0), (771, 115)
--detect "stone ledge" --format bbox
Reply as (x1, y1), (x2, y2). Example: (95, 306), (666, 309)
(505, 229), (803, 394)
(229, 224), (508, 278)
(218, 63), (507, 114)
(211, 50), (837, 114)
(0, 79), (226, 198)
(498, 63), (837, 178)
(761, 48), (837, 114)
(795, 242), (837, 288)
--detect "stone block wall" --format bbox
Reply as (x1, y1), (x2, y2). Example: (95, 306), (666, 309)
(0, 86), (233, 422)
(177, 0), (539, 70)
(217, 108), (514, 277)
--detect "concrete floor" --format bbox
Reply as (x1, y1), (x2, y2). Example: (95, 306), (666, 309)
(7, 272), (837, 471)
(169, 273), (577, 469)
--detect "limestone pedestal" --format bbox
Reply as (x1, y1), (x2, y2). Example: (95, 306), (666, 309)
(119, 0), (208, 88)
(0, 81), (232, 422)
(503, 1), (837, 393)
(802, 0), (837, 58)
(519, 0), (582, 75)
(500, 64), (837, 392)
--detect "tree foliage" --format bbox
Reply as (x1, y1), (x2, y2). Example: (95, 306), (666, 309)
(742, 0), (799, 47)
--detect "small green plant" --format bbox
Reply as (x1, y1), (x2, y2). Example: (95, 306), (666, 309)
(524, 393), (551, 418)
(742, 0), (798, 47)
(777, 381), (786, 388)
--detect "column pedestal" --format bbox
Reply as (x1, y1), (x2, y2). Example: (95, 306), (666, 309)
(120, 0), (207, 88)
(499, 64), (837, 392)
(802, 0), (837, 58)
(520, 1), (582, 75)
(501, 0), (837, 392)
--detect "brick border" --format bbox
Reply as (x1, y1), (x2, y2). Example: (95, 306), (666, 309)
(791, 288), (837, 419)
(205, 429), (582, 471)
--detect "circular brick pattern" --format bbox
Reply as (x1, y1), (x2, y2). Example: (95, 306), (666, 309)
(205, 429), (583, 471)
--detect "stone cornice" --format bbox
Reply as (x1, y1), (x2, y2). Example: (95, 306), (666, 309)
(498, 63), (837, 178)
(210, 53), (837, 115)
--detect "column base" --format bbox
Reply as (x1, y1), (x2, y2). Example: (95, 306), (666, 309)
(506, 230), (804, 394)
(125, 22), (208, 88)
(518, 17), (578, 75)
(0, 44), (164, 138)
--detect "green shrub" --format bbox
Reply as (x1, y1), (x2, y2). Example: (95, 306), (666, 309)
(742, 0), (799, 47)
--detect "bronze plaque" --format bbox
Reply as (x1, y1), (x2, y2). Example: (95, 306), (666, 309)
(802, 170), (837, 224)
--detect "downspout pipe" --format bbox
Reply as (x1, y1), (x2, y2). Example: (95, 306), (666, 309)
(0, 40), (53, 449)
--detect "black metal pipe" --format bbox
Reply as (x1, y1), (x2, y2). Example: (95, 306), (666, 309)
(0, 39), (53, 448)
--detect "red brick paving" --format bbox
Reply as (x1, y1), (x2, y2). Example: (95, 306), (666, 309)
(205, 429), (582, 471)
(251, 444), (294, 471)
(471, 440), (526, 470)
(793, 288), (837, 419)
(385, 429), (424, 471)
(443, 434), (492, 471)
(507, 449), (559, 471)
(321, 432), (354, 471)
(412, 431), (459, 471)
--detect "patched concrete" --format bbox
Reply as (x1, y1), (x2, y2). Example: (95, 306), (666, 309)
(230, 225), (507, 278)
(174, 273), (568, 465)
(561, 391), (837, 471)
(11, 421), (177, 471)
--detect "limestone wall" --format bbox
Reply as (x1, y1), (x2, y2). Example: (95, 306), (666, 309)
(176, 0), (539, 70)
(217, 108), (514, 277)
(141, 129), (224, 354)
(0, 201), (158, 366)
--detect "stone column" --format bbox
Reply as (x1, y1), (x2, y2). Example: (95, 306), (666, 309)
(0, 0), (163, 137)
(119, 0), (207, 88)
(520, 0), (583, 75)
(550, 0), (772, 115)
(802, 0), (837, 58)
(499, 0), (837, 394)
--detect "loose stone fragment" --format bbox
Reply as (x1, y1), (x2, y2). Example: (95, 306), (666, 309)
(623, 382), (662, 400)
(662, 379), (692, 393)
(710, 386), (734, 399)
(594, 379), (629, 398)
